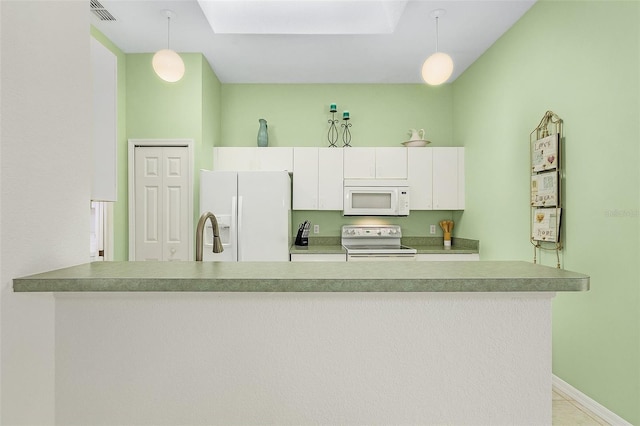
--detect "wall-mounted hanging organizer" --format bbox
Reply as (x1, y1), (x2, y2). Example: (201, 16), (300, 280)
(530, 111), (563, 268)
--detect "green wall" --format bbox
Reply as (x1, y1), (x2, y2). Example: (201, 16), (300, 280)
(452, 1), (639, 423)
(124, 53), (221, 260)
(220, 84), (457, 236)
(91, 33), (220, 261)
(220, 84), (452, 147)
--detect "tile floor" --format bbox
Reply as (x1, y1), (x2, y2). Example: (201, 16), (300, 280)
(553, 386), (610, 425)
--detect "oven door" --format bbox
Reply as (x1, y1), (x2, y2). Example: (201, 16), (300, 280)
(343, 186), (399, 216)
(347, 253), (417, 262)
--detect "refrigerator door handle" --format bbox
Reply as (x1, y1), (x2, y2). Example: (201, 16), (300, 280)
(236, 195), (243, 262)
(231, 196), (238, 262)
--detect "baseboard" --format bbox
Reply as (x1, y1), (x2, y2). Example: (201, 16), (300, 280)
(552, 375), (632, 426)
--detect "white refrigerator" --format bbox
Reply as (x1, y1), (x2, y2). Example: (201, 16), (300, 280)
(200, 170), (291, 261)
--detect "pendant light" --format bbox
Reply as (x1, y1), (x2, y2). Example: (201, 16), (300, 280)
(421, 9), (454, 86)
(152, 10), (185, 83)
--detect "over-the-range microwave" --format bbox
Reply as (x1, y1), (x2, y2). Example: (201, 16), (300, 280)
(343, 179), (410, 216)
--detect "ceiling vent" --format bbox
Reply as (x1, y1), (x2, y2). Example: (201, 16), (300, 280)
(91, 0), (116, 21)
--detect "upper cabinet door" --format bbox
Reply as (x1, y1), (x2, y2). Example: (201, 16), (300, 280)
(292, 147), (319, 210)
(375, 147), (407, 179)
(213, 147), (293, 172)
(318, 148), (343, 210)
(407, 147), (433, 209)
(343, 148), (407, 179)
(432, 147), (464, 210)
(343, 148), (376, 179)
(257, 147), (294, 172)
(292, 148), (343, 211)
(91, 37), (117, 201)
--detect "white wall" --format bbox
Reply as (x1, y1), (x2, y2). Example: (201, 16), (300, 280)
(0, 1), (91, 424)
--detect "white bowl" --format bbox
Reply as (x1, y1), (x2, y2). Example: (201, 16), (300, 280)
(402, 140), (430, 147)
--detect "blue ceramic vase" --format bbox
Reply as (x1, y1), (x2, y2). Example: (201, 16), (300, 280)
(257, 119), (268, 147)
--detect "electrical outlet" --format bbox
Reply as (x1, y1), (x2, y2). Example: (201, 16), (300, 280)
(429, 225), (436, 235)
(313, 224), (320, 234)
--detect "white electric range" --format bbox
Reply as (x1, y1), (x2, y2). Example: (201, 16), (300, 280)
(341, 225), (417, 261)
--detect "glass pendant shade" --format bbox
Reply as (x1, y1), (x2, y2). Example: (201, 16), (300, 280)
(153, 49), (185, 83)
(421, 52), (454, 85)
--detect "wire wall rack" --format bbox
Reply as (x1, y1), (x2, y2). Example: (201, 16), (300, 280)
(529, 111), (564, 268)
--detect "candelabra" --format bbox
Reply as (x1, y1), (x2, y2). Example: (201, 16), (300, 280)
(341, 112), (352, 147)
(327, 105), (339, 147)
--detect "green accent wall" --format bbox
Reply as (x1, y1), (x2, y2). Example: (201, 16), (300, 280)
(220, 84), (457, 236)
(452, 1), (639, 423)
(220, 84), (452, 147)
(125, 52), (221, 260)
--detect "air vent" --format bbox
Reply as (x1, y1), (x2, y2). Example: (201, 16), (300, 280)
(90, 0), (116, 21)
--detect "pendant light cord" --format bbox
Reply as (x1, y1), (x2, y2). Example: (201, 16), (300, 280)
(435, 16), (440, 53)
(167, 15), (171, 49)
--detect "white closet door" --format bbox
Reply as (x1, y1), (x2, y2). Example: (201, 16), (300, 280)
(162, 147), (190, 260)
(134, 146), (190, 261)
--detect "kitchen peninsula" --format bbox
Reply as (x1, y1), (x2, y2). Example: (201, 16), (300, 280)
(15, 261), (588, 425)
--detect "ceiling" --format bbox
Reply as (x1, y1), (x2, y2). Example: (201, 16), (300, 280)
(91, 0), (536, 84)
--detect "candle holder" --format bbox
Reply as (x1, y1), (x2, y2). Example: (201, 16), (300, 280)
(327, 106), (339, 147)
(341, 116), (352, 147)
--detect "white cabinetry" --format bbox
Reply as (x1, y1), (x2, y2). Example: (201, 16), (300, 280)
(213, 147), (293, 172)
(91, 37), (117, 201)
(408, 148), (433, 209)
(290, 253), (347, 262)
(293, 147), (343, 210)
(318, 148), (344, 210)
(343, 148), (375, 178)
(293, 148), (318, 209)
(408, 147), (465, 210)
(376, 147), (408, 178)
(432, 147), (465, 210)
(213, 147), (464, 211)
(416, 253), (479, 261)
(344, 147), (407, 179)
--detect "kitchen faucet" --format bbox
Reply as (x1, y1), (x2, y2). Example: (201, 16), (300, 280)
(195, 212), (224, 261)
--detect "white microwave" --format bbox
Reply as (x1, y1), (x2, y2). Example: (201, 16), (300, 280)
(343, 179), (410, 216)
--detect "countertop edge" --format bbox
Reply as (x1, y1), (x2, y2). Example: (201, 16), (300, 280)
(13, 278), (588, 293)
(13, 261), (590, 293)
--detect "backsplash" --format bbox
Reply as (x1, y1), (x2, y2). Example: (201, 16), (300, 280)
(291, 210), (457, 238)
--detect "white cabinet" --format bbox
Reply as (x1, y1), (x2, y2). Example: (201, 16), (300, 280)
(213, 147), (293, 172)
(293, 147), (343, 210)
(90, 37), (117, 201)
(292, 148), (318, 209)
(432, 147), (465, 210)
(416, 253), (479, 261)
(375, 147), (408, 178)
(318, 148), (344, 210)
(343, 147), (407, 179)
(343, 148), (375, 178)
(408, 148), (433, 209)
(212, 146), (463, 211)
(408, 147), (465, 210)
(290, 253), (347, 262)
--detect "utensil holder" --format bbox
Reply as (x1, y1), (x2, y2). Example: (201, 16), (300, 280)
(444, 232), (451, 249)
